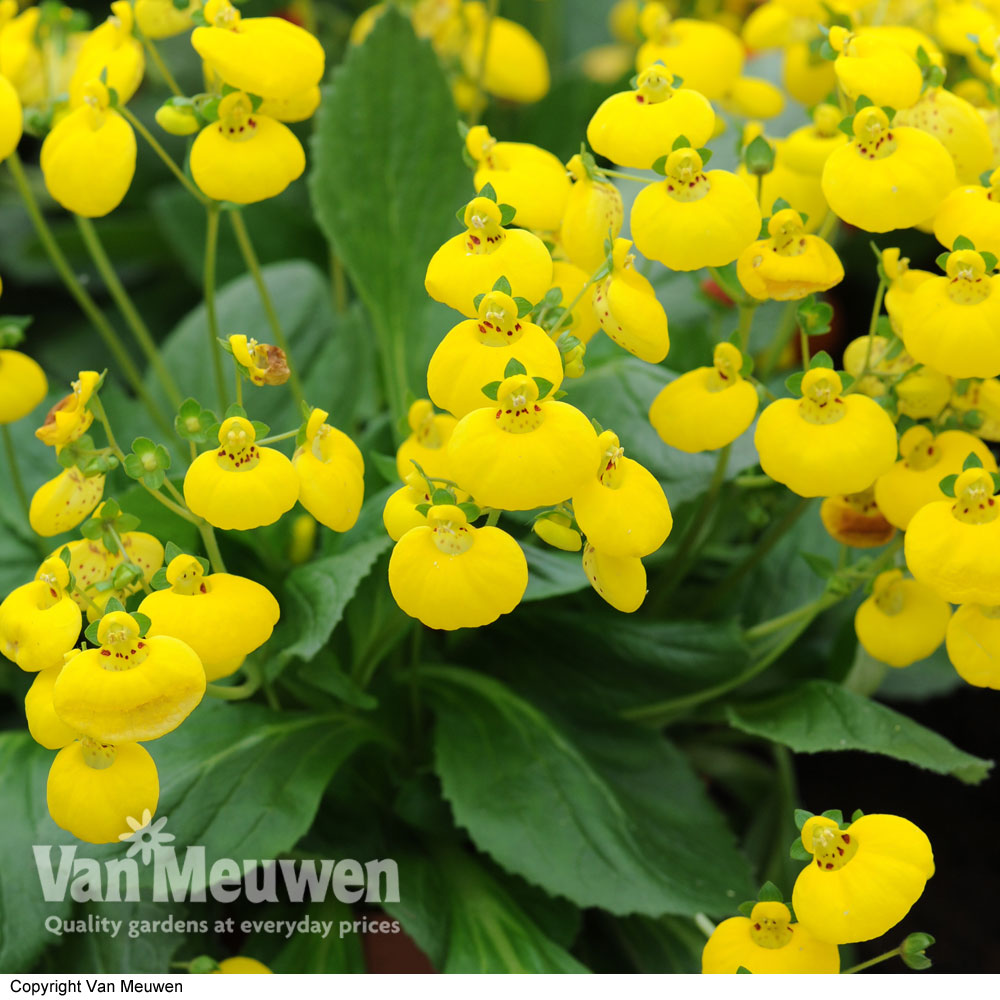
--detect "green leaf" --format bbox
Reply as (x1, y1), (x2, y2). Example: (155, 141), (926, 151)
(498, 204), (517, 226)
(477, 181), (497, 202)
(963, 451), (984, 469)
(939, 474), (958, 497)
(651, 155), (668, 176)
(793, 809), (814, 830)
(672, 134), (690, 150)
(424, 666), (753, 916)
(264, 534), (392, 681)
(800, 552), (834, 579)
(953, 234), (976, 251)
(726, 679), (994, 784)
(481, 380), (501, 401)
(757, 881), (783, 902)
(309, 9), (466, 404)
(533, 377), (554, 398)
(808, 350), (834, 369)
(504, 357), (527, 378)
(493, 275), (512, 296)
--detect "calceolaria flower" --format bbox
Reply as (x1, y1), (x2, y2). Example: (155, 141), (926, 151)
(649, 342), (758, 453)
(425, 196), (552, 316)
(946, 604), (1000, 689)
(30, 467), (106, 538)
(631, 146), (761, 272)
(582, 542), (647, 613)
(229, 335), (290, 386)
(383, 472), (436, 542)
(395, 399), (456, 482)
(190, 92), (306, 205)
(825, 25), (923, 109)
(819, 486), (895, 549)
(35, 371), (100, 447)
(0, 71), (22, 162)
(25, 662), (77, 750)
(53, 611), (205, 743)
(586, 65), (715, 170)
(755, 367), (897, 498)
(41, 80), (136, 218)
(464, 125), (569, 232)
(68, 1), (144, 108)
(572, 430), (672, 558)
(559, 154), (624, 273)
(388, 504), (528, 630)
(447, 372), (599, 511)
(213, 958), (272, 974)
(854, 570), (951, 668)
(821, 106), (955, 233)
(184, 416), (299, 530)
(47, 737), (159, 844)
(934, 168), (1000, 259)
(427, 289), (564, 418)
(0, 347), (46, 423)
(549, 259), (600, 343)
(460, 1), (549, 104)
(139, 555), (279, 682)
(792, 812), (934, 944)
(702, 901), (840, 974)
(292, 408), (365, 533)
(737, 208), (844, 302)
(191, 0), (325, 100)
(901, 248), (1000, 380)
(592, 239), (669, 364)
(905, 467), (1000, 605)
(0, 558), (82, 673)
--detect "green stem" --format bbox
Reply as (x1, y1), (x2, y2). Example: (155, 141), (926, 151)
(549, 261), (606, 339)
(197, 520), (227, 574)
(203, 203), (228, 412)
(140, 34), (183, 98)
(698, 497), (813, 615)
(118, 105), (207, 204)
(842, 948), (901, 974)
(228, 209), (306, 408)
(75, 215), (183, 409)
(468, 0), (499, 125)
(799, 322), (810, 367)
(859, 278), (887, 382)
(736, 302), (756, 352)
(597, 167), (650, 184)
(486, 508), (501, 527)
(817, 210), (838, 241)
(758, 300), (799, 378)
(653, 443), (731, 605)
(2, 424), (32, 530)
(6, 151), (174, 437)
(235, 369), (243, 407)
(257, 428), (299, 446)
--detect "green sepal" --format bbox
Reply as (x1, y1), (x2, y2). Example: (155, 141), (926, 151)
(757, 881), (783, 903)
(251, 420), (270, 439)
(770, 196), (791, 214)
(789, 839), (811, 861)
(671, 134), (690, 150)
(736, 967), (752, 974)
(901, 932), (935, 971)
(821, 808), (844, 826)
(981, 251), (998, 272)
(150, 568), (170, 591)
(838, 372), (855, 392)
(953, 234), (976, 251)
(533, 377), (554, 398)
(965, 409), (985, 430)
(0, 314), (32, 348)
(432, 488), (454, 505)
(736, 901), (755, 919)
(504, 358), (527, 378)
(458, 502), (481, 521)
(939, 474), (958, 497)
(883, 335), (905, 361)
(809, 350), (834, 369)
(131, 612), (152, 637)
(223, 403), (247, 420)
(793, 808), (814, 830)
(651, 155), (667, 176)
(935, 251), (951, 270)
(785, 372), (805, 396)
(697, 147), (712, 165)
(481, 381), (501, 401)
(513, 297), (534, 318)
(493, 275), (512, 296)
(472, 293), (485, 311)
(855, 94), (874, 110)
(963, 451), (984, 470)
(590, 417), (604, 434)
(414, 503), (432, 517)
(498, 204), (517, 226)
(477, 182), (497, 202)
(104, 596), (126, 615)
(851, 809), (865, 822)
(84, 621), (101, 645)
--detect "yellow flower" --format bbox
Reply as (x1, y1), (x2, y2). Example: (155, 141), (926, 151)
(134, 0), (196, 40)
(54, 528), (165, 621)
(586, 65), (715, 171)
(895, 87), (993, 184)
(383, 473), (434, 542)
(549, 259), (600, 344)
(559, 154), (624, 274)
(894, 367), (952, 420)
(755, 368), (897, 498)
(54, 611), (205, 743)
(532, 512), (582, 552)
(901, 249), (1000, 379)
(191, 0), (324, 100)
(875, 427), (995, 530)
(214, 958), (272, 974)
(29, 468), (106, 537)
(737, 208), (843, 302)
(427, 290), (564, 418)
(951, 377), (1000, 442)
(841, 334), (912, 397)
(650, 343), (758, 454)
(826, 25), (923, 109)
(881, 251), (933, 337)
(26, 663), (78, 750)
(782, 41), (837, 107)
(461, 2), (549, 104)
(35, 370), (100, 446)
(0, 558), (81, 673)
(702, 901), (840, 974)
(139, 555), (279, 682)
(229, 335), (291, 386)
(388, 504), (528, 630)
(782, 105), (848, 177)
(636, 4), (744, 101)
(819, 486), (895, 549)
(185, 416), (299, 530)
(854, 570), (951, 667)
(190, 92), (305, 205)
(792, 813), (934, 944)
(292, 408), (365, 533)
(447, 373), (599, 511)
(47, 738), (159, 845)
(719, 76), (785, 120)
(41, 80), (136, 218)
(257, 86), (322, 124)
(0, 4), (46, 106)
(0, 70), (21, 161)
(68, 2), (144, 109)
(395, 399), (456, 482)
(592, 239), (669, 364)
(572, 430), (672, 558)
(905, 467), (1000, 605)
(934, 168), (1000, 261)
(465, 125), (569, 232)
(0, 348), (46, 423)
(631, 146), (761, 271)
(582, 542), (647, 612)
(425, 196), (553, 316)
(945, 604), (1000, 689)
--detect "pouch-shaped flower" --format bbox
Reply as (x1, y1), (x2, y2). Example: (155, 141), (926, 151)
(67, 1), (144, 108)
(934, 168), (1000, 258)
(582, 542), (647, 613)
(946, 604), (1000, 689)
(0, 71), (22, 161)
(292, 408), (364, 533)
(26, 663), (77, 750)
(819, 486), (895, 549)
(460, 1), (549, 104)
(29, 468), (106, 537)
(559, 154), (624, 273)
(395, 399), (456, 482)
(0, 348), (46, 423)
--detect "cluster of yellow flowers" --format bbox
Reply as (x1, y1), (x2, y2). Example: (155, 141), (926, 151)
(703, 809), (934, 973)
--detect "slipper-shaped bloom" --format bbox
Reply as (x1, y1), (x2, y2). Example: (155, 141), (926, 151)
(946, 604), (1000, 689)
(935, 168), (1000, 258)
(134, 0), (196, 39)
(41, 80), (136, 218)
(29, 468), (106, 537)
(0, 71), (22, 161)
(388, 504), (528, 630)
(53, 611), (205, 743)
(292, 408), (364, 533)
(35, 371), (100, 447)
(559, 154), (624, 273)
(649, 342), (758, 453)
(47, 738), (159, 845)
(447, 373), (599, 510)
(0, 348), (46, 423)
(826, 25), (923, 109)
(395, 399), (457, 482)
(139, 555), (279, 682)
(26, 663), (78, 750)
(190, 91), (305, 204)
(0, 558), (81, 672)
(185, 416), (299, 530)
(819, 486), (896, 549)
(460, 1), (549, 104)
(68, 2), (144, 108)
(583, 542), (647, 613)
